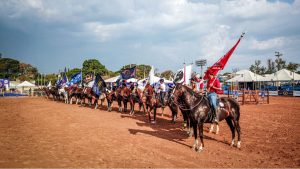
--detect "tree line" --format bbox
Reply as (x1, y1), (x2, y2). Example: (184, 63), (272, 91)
(249, 52), (299, 75)
(0, 56), (175, 85)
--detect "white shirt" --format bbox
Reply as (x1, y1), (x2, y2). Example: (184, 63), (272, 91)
(86, 80), (94, 88)
(159, 83), (166, 92)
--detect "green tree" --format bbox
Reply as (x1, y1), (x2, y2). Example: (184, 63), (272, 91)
(286, 62), (299, 72)
(249, 60), (266, 75)
(274, 52), (286, 71)
(66, 68), (81, 79)
(161, 70), (174, 80)
(44, 74), (58, 86)
(0, 57), (20, 79)
(265, 59), (276, 74)
(82, 59), (108, 77)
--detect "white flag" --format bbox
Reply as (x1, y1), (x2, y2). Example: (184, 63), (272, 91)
(174, 64), (193, 85)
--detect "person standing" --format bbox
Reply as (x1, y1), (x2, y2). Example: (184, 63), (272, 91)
(207, 71), (222, 123)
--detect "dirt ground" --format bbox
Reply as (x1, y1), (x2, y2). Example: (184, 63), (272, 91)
(0, 96), (299, 168)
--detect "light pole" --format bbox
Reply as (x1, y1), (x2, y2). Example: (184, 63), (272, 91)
(195, 59), (207, 77)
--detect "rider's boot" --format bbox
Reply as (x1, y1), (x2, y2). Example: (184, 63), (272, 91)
(213, 107), (219, 123)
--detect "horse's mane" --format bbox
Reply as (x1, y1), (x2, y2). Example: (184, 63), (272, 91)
(182, 85), (203, 98)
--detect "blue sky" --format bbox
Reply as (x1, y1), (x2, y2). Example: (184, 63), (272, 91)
(0, 0), (299, 74)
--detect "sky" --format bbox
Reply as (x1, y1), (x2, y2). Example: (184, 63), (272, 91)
(0, 0), (299, 74)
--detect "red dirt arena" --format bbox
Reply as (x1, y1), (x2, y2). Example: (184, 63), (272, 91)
(0, 96), (299, 168)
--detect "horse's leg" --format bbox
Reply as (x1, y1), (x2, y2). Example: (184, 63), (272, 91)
(129, 98), (134, 115)
(161, 107), (164, 117)
(209, 123), (214, 133)
(152, 107), (157, 124)
(147, 106), (152, 123)
(216, 124), (220, 135)
(198, 123), (204, 152)
(234, 120), (241, 148)
(123, 100), (127, 112)
(118, 100), (122, 112)
(94, 98), (98, 110)
(225, 117), (236, 147)
(191, 121), (198, 151)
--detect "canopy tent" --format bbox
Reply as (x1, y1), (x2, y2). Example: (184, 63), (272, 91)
(16, 81), (35, 94)
(226, 70), (264, 82)
(261, 69), (300, 81)
(17, 81), (35, 87)
(105, 75), (120, 83)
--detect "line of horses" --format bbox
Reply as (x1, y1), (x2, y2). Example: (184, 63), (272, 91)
(42, 83), (241, 152)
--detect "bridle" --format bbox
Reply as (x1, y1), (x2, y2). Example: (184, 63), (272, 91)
(170, 85), (205, 111)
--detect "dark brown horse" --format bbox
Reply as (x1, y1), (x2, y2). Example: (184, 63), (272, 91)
(172, 84), (241, 152)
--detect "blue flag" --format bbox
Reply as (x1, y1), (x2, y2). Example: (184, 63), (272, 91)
(55, 78), (62, 87)
(93, 74), (106, 96)
(68, 72), (82, 85)
(121, 67), (136, 80)
(61, 74), (68, 85)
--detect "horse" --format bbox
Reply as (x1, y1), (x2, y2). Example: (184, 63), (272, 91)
(74, 87), (84, 105)
(66, 85), (78, 104)
(129, 87), (144, 115)
(49, 87), (60, 101)
(106, 88), (116, 112)
(172, 84), (241, 152)
(43, 87), (51, 99)
(141, 84), (178, 124)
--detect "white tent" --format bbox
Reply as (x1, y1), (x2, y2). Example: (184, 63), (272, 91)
(17, 81), (35, 87)
(261, 69), (300, 81)
(126, 78), (138, 83)
(226, 70), (264, 82)
(105, 75), (120, 83)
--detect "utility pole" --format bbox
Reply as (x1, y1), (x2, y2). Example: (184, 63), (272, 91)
(275, 51), (283, 71)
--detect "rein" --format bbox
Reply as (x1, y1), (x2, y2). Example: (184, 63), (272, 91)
(171, 87), (205, 111)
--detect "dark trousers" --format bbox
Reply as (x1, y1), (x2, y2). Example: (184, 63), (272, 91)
(160, 91), (165, 106)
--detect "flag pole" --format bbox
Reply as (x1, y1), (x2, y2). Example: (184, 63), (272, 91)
(81, 68), (83, 87)
(183, 62), (186, 85)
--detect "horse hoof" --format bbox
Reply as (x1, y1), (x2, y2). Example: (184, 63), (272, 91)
(237, 141), (241, 149)
(197, 147), (203, 152)
(151, 121), (156, 124)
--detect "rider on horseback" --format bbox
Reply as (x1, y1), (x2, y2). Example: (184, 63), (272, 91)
(158, 78), (166, 108)
(207, 70), (222, 123)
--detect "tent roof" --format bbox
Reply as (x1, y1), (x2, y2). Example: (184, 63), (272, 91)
(105, 75), (120, 83)
(259, 69), (300, 81)
(226, 70), (264, 82)
(17, 81), (35, 87)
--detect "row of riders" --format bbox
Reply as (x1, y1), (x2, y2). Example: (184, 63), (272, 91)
(43, 70), (241, 152)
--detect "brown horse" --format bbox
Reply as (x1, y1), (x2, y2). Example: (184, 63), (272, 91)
(106, 89), (116, 112)
(142, 84), (164, 123)
(129, 87), (144, 115)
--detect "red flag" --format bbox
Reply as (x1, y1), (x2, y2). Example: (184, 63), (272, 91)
(204, 33), (245, 80)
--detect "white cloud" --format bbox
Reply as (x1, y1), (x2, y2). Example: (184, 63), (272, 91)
(0, 0), (299, 73)
(249, 37), (289, 50)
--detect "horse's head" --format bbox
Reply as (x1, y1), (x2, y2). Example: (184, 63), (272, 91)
(173, 83), (185, 97)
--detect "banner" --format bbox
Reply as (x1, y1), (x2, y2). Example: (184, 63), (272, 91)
(121, 67), (136, 80)
(93, 74), (107, 96)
